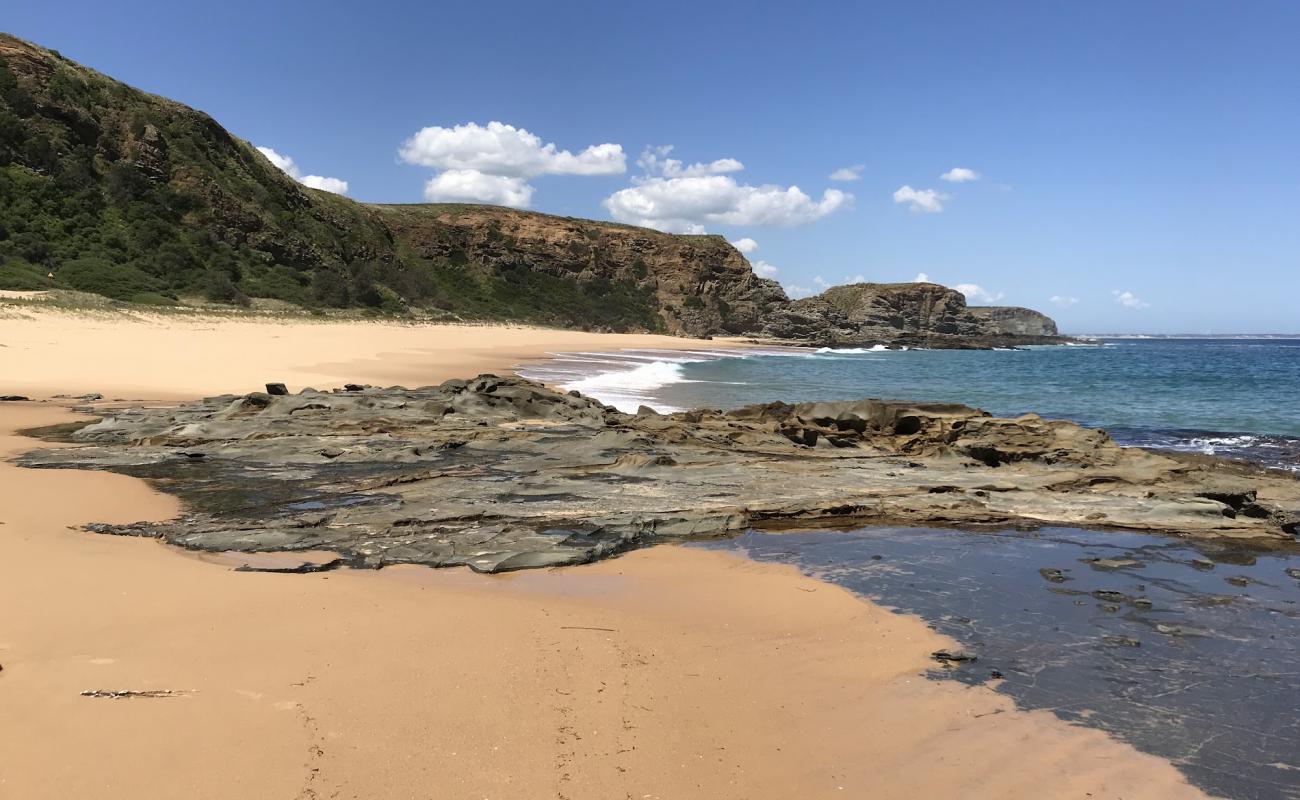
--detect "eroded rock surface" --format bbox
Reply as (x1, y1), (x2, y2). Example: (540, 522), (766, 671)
(20, 377), (1299, 572)
(760, 282), (1064, 348)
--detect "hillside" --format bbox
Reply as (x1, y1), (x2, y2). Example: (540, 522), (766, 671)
(0, 32), (785, 334)
(0, 32), (1057, 344)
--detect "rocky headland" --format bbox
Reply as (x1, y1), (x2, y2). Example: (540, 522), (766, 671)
(760, 282), (1063, 348)
(21, 376), (1299, 573)
(1, 32), (1061, 349)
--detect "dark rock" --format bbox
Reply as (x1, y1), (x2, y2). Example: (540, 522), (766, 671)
(931, 650), (978, 665)
(1084, 557), (1142, 570)
(1038, 567), (1070, 583)
(0, 395), (31, 402)
(18, 375), (1300, 574)
(1092, 590), (1129, 602)
(265, 383), (289, 396)
(1102, 635), (1141, 647)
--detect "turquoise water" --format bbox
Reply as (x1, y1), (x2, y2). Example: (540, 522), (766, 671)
(645, 339), (1300, 470)
(521, 339), (1300, 469)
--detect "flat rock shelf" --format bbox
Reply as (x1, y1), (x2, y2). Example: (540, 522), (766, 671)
(17, 375), (1300, 572)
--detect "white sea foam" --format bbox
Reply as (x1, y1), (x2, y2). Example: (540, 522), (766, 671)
(560, 360), (694, 413)
(815, 344), (892, 354)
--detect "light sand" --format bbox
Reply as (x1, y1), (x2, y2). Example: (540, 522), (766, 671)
(0, 305), (750, 400)
(0, 310), (1208, 798)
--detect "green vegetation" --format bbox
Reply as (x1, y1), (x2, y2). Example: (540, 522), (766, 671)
(0, 35), (675, 332)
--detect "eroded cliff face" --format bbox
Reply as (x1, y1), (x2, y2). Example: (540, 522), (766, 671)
(760, 282), (1060, 346)
(967, 306), (1059, 336)
(0, 32), (1058, 342)
(369, 205), (788, 336)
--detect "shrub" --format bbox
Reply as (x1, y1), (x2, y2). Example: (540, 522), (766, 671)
(0, 257), (53, 290)
(57, 257), (160, 299)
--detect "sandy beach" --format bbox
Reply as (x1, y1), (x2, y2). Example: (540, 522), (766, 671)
(0, 309), (1207, 799)
(0, 303), (754, 400)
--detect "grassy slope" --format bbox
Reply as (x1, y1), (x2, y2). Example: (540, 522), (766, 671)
(0, 34), (668, 331)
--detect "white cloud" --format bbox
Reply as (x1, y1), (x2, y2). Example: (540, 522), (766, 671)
(257, 145), (349, 195)
(604, 146), (853, 233)
(399, 121), (625, 178)
(1050, 295), (1080, 307)
(913, 272), (931, 283)
(730, 237), (759, 254)
(893, 185), (948, 214)
(397, 121), (624, 208)
(941, 167), (981, 183)
(299, 175), (349, 194)
(955, 283), (1005, 304)
(829, 164), (864, 181)
(752, 260), (779, 278)
(636, 145), (743, 179)
(421, 169), (533, 207)
(844, 273), (866, 284)
(606, 176), (851, 233)
(1112, 290), (1150, 310)
(257, 146), (297, 174)
(785, 284), (817, 299)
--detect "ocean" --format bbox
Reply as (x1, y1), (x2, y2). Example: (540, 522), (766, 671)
(521, 337), (1300, 799)
(521, 338), (1300, 472)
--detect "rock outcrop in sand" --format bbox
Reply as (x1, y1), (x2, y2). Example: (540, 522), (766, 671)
(21, 377), (1298, 572)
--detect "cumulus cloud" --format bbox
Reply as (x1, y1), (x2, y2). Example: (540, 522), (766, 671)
(1112, 290), (1150, 309)
(399, 122), (624, 177)
(893, 185), (948, 214)
(785, 284), (817, 299)
(941, 167), (981, 183)
(752, 260), (779, 278)
(420, 170), (533, 207)
(299, 175), (349, 194)
(257, 145), (349, 195)
(730, 237), (759, 254)
(1050, 295), (1080, 307)
(397, 121), (624, 208)
(829, 164), (864, 181)
(913, 272), (931, 283)
(604, 146), (852, 233)
(955, 283), (1005, 304)
(636, 145), (743, 179)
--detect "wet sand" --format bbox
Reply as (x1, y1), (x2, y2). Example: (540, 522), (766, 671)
(0, 312), (1210, 798)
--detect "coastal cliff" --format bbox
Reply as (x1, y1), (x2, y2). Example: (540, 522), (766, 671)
(0, 32), (783, 334)
(0, 32), (1058, 344)
(761, 282), (1060, 347)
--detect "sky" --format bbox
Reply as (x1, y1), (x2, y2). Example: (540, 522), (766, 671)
(7, 1), (1299, 333)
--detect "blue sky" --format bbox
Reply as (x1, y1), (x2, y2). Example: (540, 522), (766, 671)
(8, 1), (1299, 333)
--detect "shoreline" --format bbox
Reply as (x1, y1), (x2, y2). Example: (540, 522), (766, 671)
(0, 309), (1216, 797)
(0, 402), (1208, 799)
(0, 304), (758, 401)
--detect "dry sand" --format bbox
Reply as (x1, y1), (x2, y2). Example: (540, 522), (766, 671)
(0, 304), (750, 400)
(0, 309), (1208, 798)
